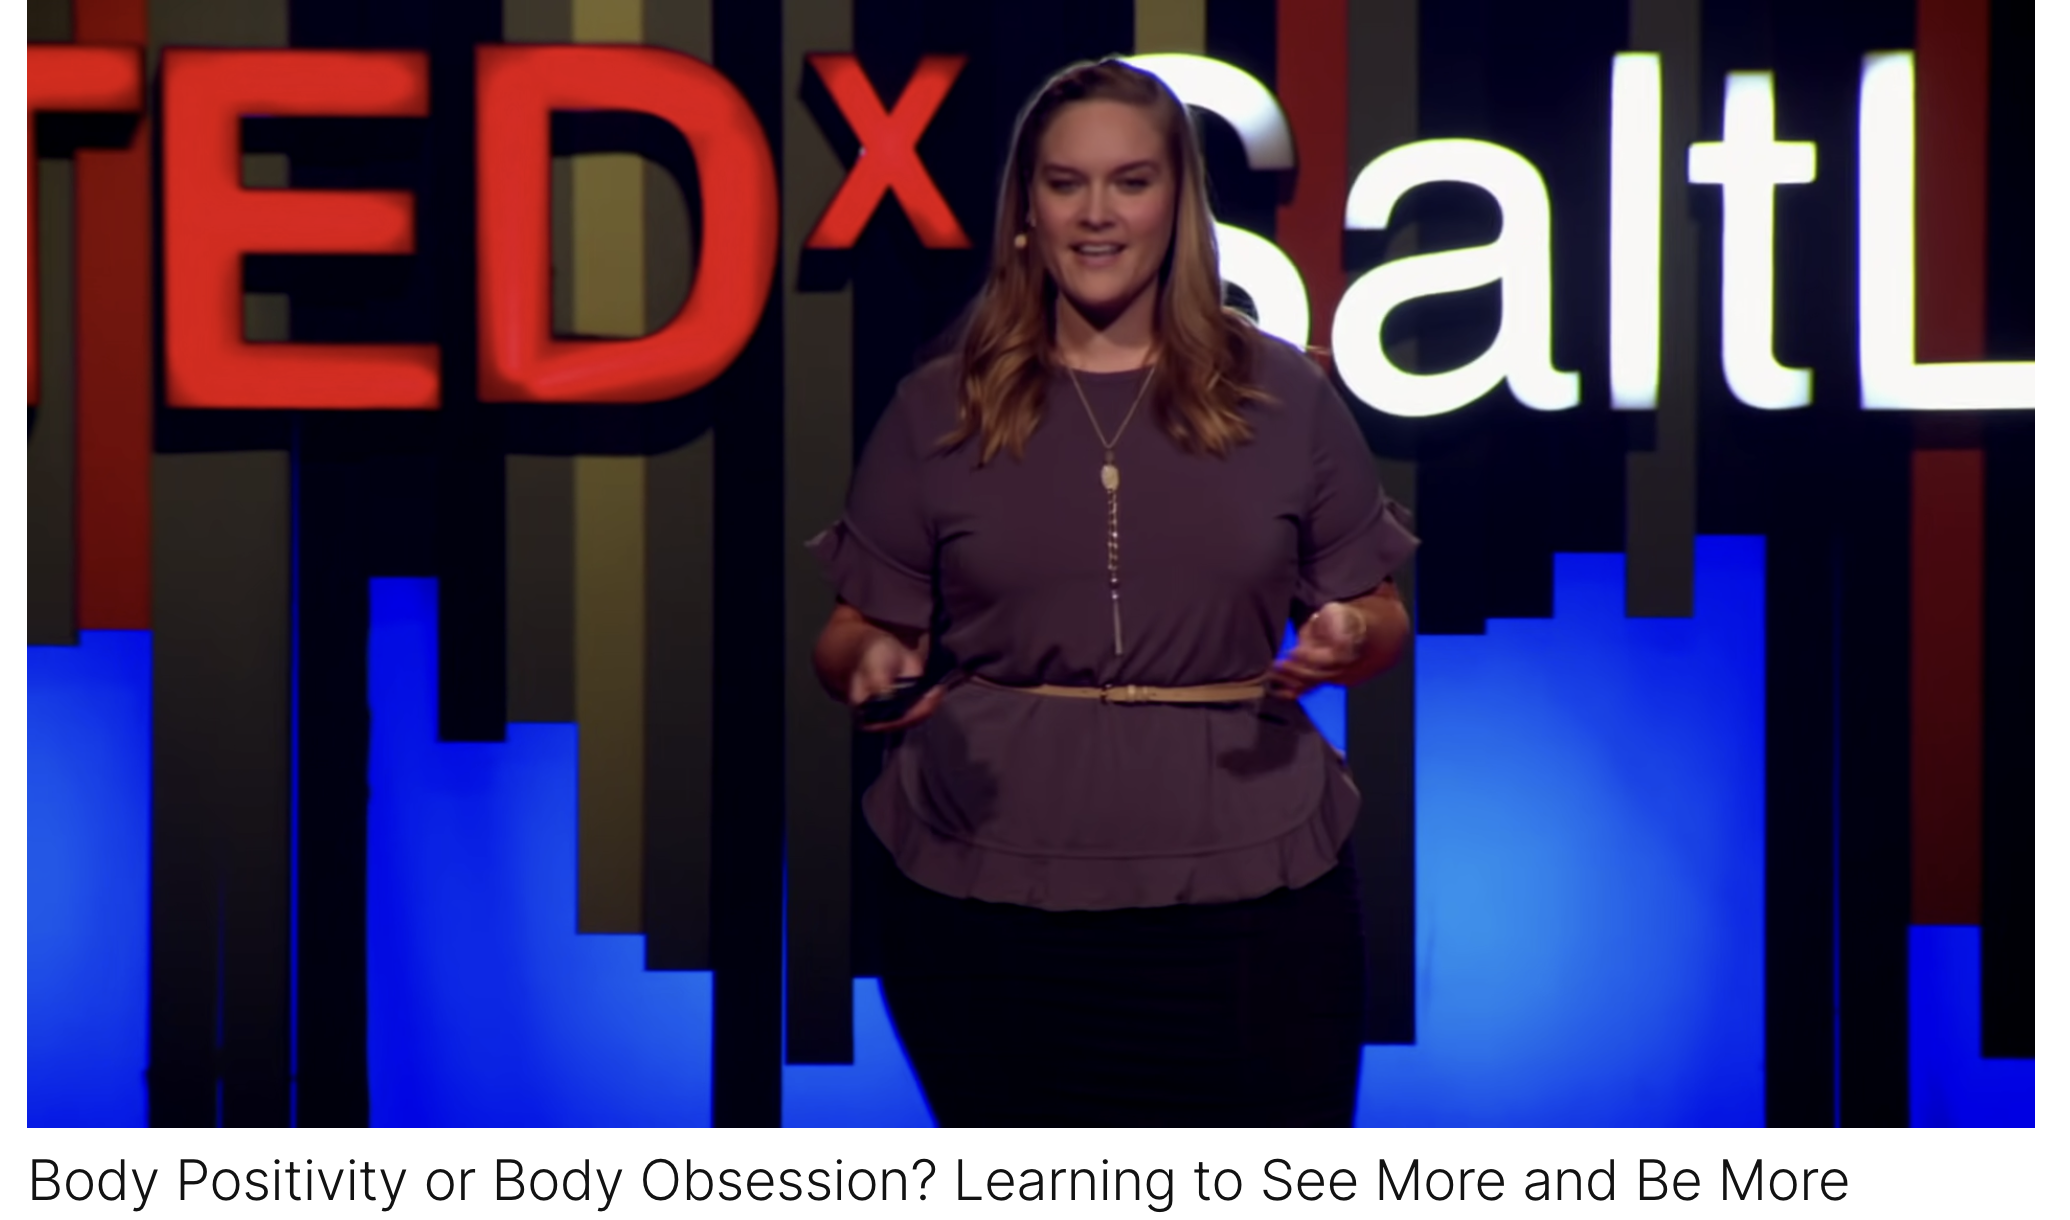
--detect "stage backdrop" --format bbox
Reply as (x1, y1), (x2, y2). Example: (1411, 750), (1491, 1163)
(27, 0), (2034, 1127)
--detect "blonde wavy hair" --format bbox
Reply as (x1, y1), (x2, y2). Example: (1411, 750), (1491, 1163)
(944, 57), (1270, 464)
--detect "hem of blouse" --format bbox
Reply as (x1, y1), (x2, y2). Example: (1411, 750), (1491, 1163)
(861, 765), (1361, 912)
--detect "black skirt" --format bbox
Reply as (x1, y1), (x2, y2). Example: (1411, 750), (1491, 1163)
(876, 846), (1366, 1127)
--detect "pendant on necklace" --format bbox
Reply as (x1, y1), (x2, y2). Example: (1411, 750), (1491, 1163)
(1101, 462), (1119, 492)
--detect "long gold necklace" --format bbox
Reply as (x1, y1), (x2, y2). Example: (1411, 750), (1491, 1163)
(1065, 363), (1155, 655)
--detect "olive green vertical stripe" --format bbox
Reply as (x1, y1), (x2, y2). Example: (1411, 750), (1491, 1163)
(29, 156), (77, 646)
(243, 295), (289, 341)
(1345, 0), (1422, 1047)
(574, 453), (646, 936)
(504, 0), (578, 732)
(501, 0), (564, 42)
(506, 446), (576, 723)
(1347, 0), (1422, 521)
(245, 156), (291, 345)
(153, 445), (294, 1121)
(1348, 0), (1421, 515)
(1625, 0), (1700, 618)
(1135, 0), (1207, 52)
(572, 1), (642, 47)
(569, 0), (649, 934)
(783, 0), (855, 1065)
(640, 0), (715, 970)
(150, 5), (287, 61)
(242, 152), (287, 187)
(150, 0), (296, 1129)
(553, 163), (576, 337)
(541, 0), (574, 343)
(640, 0), (700, 330)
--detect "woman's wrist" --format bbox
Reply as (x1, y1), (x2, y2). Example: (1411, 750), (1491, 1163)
(1324, 600), (1374, 654)
(1332, 600), (1371, 656)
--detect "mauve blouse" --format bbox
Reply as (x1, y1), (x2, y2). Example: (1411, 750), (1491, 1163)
(807, 334), (1419, 911)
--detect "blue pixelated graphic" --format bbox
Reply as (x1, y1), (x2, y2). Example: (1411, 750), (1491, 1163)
(1908, 925), (2034, 1127)
(1355, 538), (1769, 1126)
(28, 632), (152, 1128)
(27, 536), (2029, 1129)
(782, 979), (935, 1127)
(364, 580), (712, 1127)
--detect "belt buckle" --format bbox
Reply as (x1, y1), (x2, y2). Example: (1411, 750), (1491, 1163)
(1099, 684), (1143, 704)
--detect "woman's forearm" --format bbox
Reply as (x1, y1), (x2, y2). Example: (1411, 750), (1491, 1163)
(811, 603), (924, 702)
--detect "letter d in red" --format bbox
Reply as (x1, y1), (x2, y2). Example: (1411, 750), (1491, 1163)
(476, 45), (779, 402)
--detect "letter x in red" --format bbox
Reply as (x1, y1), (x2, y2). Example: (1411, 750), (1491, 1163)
(805, 54), (969, 250)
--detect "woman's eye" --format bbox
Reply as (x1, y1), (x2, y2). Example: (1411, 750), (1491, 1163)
(1120, 178), (1149, 190)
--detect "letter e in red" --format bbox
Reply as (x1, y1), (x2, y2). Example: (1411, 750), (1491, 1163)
(161, 50), (438, 409)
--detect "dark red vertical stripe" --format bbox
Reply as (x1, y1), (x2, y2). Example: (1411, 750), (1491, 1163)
(1275, 0), (1347, 351)
(1909, 0), (1988, 925)
(1911, 449), (1983, 924)
(75, 0), (152, 631)
(1915, 0), (1989, 362)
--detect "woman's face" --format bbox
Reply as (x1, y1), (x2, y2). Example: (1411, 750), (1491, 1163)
(1028, 99), (1176, 324)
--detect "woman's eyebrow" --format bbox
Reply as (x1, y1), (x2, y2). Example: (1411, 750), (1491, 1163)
(1038, 159), (1162, 176)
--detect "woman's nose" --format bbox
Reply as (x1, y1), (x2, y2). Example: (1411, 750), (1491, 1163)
(1079, 186), (1117, 228)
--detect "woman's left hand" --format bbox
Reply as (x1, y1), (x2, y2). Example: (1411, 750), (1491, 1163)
(1271, 601), (1370, 697)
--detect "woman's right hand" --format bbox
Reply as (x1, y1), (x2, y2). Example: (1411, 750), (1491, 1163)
(848, 631), (944, 733)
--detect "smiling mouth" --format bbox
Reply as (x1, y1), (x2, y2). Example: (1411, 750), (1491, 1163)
(1072, 243), (1124, 259)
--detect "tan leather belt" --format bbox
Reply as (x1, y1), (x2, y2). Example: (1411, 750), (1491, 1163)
(971, 674), (1271, 705)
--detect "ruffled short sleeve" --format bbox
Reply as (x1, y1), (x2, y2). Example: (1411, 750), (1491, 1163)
(804, 378), (936, 631)
(1294, 371), (1420, 609)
